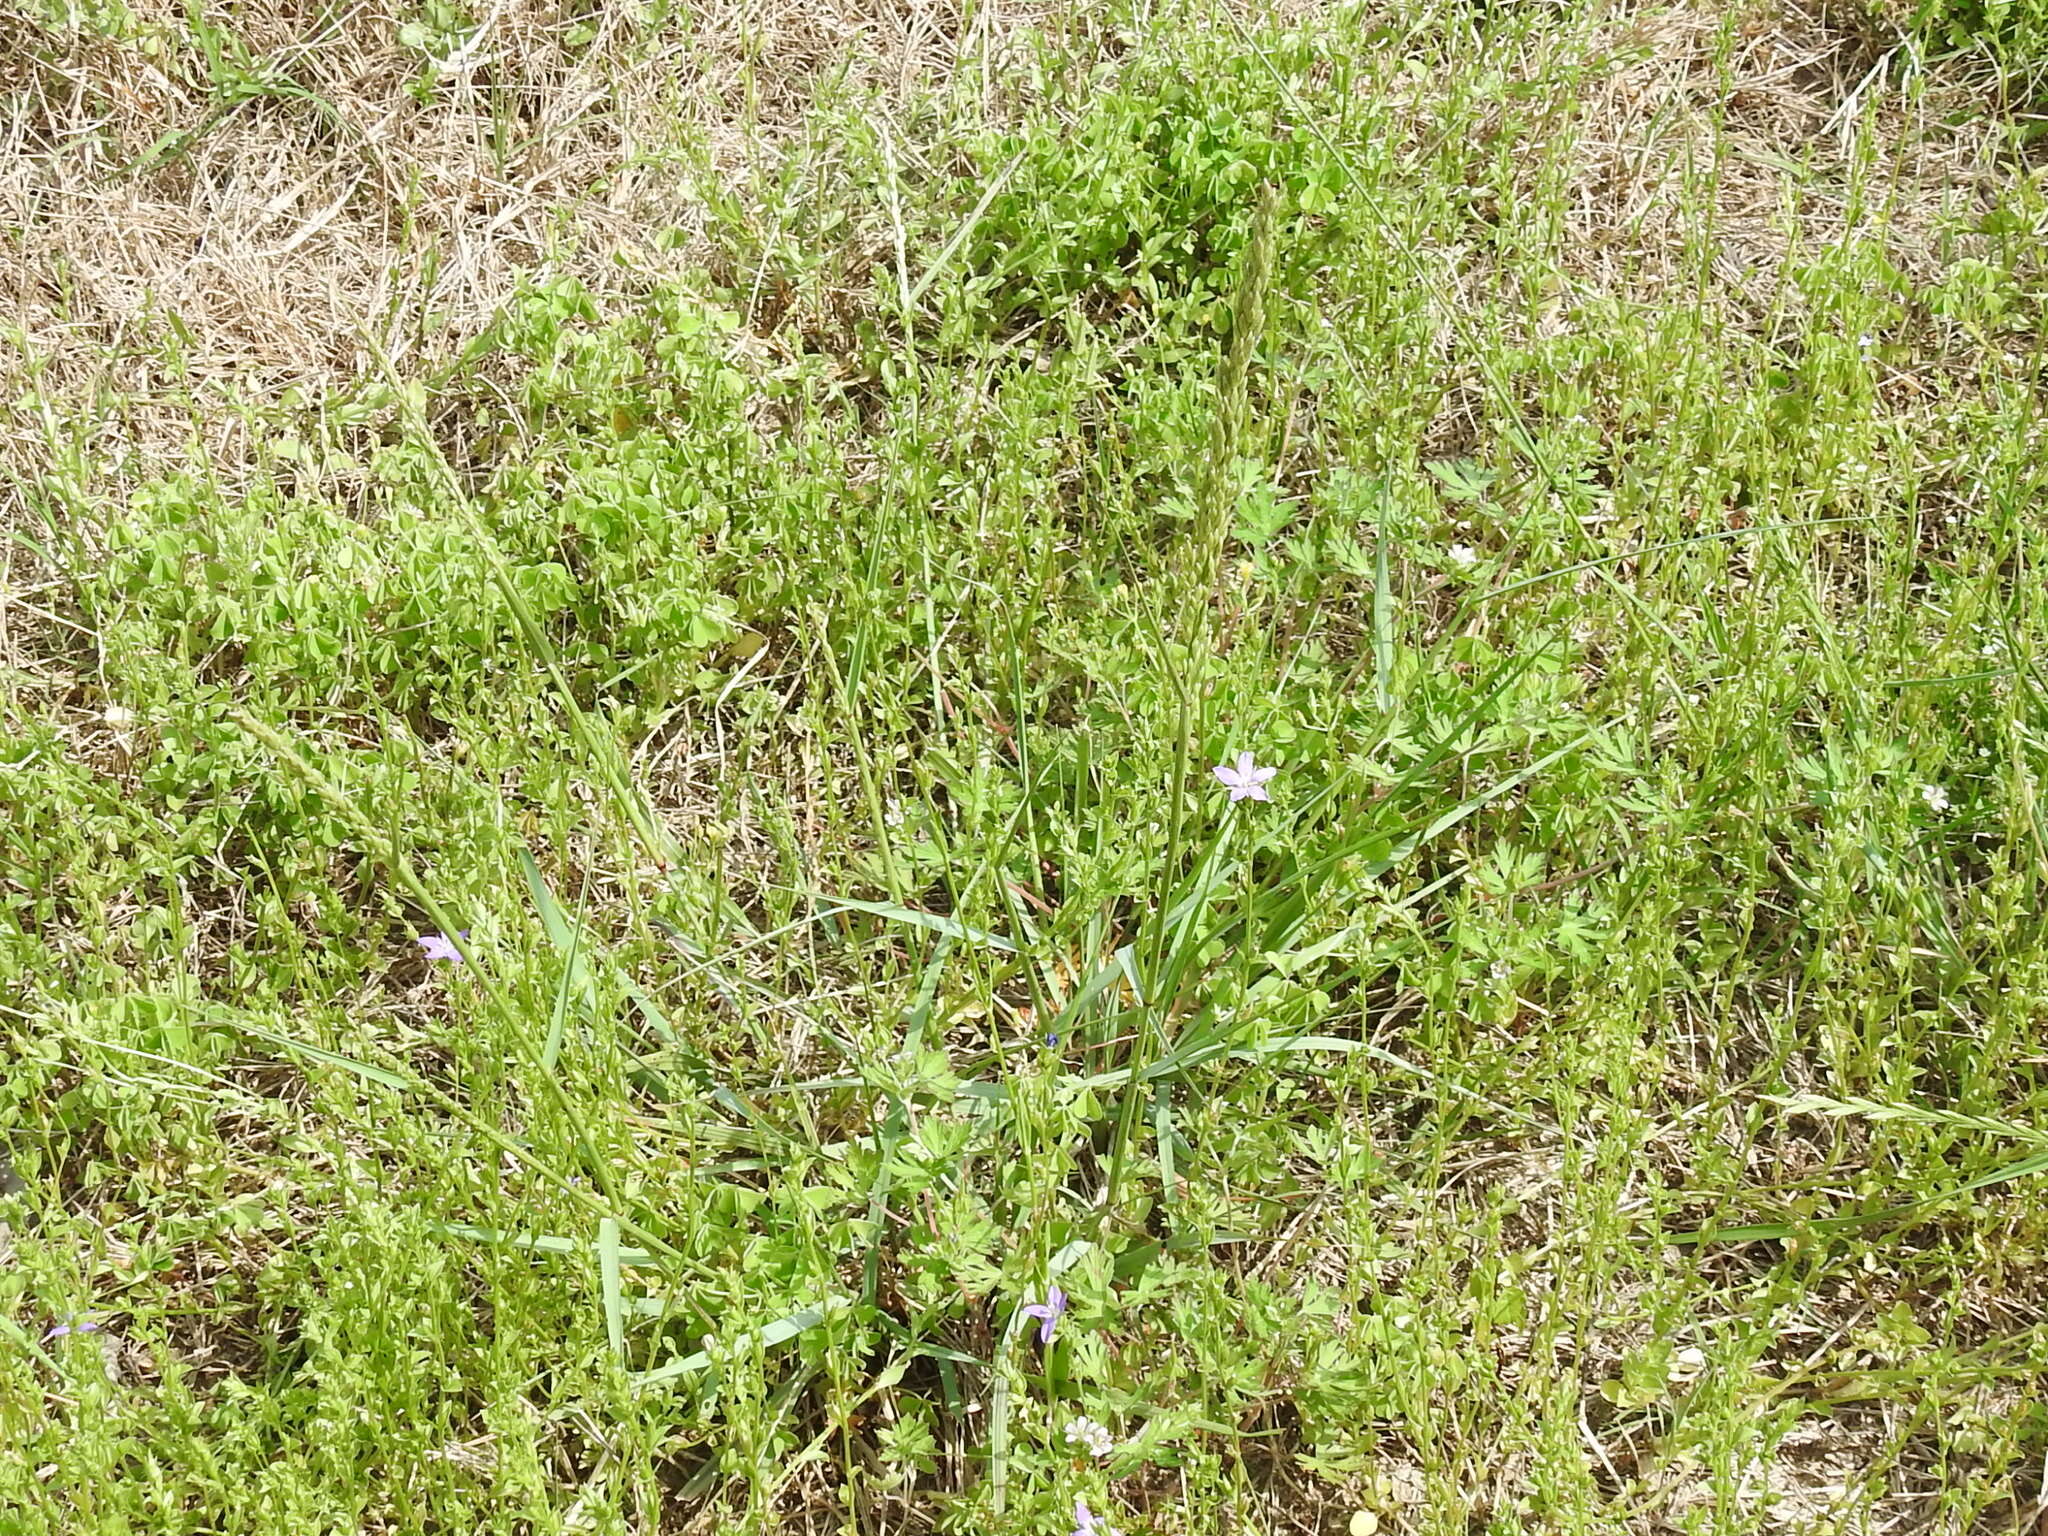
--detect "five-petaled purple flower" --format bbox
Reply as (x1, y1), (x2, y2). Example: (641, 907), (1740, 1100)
(1020, 1285), (1066, 1345)
(416, 931), (469, 963)
(1073, 1498), (1120, 1536)
(1212, 751), (1277, 802)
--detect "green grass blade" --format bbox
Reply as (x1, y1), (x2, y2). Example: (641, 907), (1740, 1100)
(243, 1026), (416, 1092)
(520, 845), (594, 1073)
(1771, 1092), (2048, 1147)
(1373, 493), (1395, 713)
(809, 893), (1017, 952)
(1673, 1153), (2048, 1245)
(598, 1216), (627, 1359)
(434, 1222), (656, 1264)
(632, 1297), (850, 1387)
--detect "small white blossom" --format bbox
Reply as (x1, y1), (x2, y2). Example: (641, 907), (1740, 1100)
(1921, 784), (1950, 814)
(1064, 1415), (1116, 1459)
(1446, 544), (1479, 569)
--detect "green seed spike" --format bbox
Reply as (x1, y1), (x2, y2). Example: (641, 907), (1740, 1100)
(1188, 181), (1281, 623)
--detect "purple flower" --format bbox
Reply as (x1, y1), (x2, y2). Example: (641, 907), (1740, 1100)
(1020, 1285), (1066, 1345)
(1212, 751), (1277, 802)
(1073, 1498), (1120, 1536)
(44, 1316), (101, 1341)
(416, 931), (468, 963)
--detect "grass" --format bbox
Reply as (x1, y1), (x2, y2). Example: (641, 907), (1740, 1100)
(4, 0), (2048, 1531)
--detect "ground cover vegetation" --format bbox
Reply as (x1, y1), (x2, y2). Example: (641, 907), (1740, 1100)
(5, 0), (2048, 1531)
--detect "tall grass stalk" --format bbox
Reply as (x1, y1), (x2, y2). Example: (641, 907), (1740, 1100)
(1112, 184), (1282, 1213)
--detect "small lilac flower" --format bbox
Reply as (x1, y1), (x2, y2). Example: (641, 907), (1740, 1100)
(1212, 751), (1277, 802)
(416, 931), (469, 962)
(1020, 1285), (1066, 1344)
(44, 1316), (101, 1341)
(1074, 1498), (1121, 1536)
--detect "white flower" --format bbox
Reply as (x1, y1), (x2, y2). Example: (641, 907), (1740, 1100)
(1064, 1415), (1116, 1460)
(1446, 544), (1479, 569)
(1922, 783), (1950, 814)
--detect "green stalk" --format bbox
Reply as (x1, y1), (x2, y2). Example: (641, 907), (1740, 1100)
(1110, 185), (1281, 1214)
(1187, 181), (1281, 614)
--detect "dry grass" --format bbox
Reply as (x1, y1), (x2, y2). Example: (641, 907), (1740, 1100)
(1381, 0), (2023, 478)
(1488, 0), (2012, 316)
(0, 0), (990, 501)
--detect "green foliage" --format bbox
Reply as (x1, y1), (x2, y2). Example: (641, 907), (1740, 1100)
(934, 30), (1358, 341)
(1899, 0), (2048, 101)
(8, 1), (2048, 1532)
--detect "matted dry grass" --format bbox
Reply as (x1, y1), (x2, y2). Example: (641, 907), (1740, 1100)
(0, 0), (990, 499)
(1558, 0), (2011, 309)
